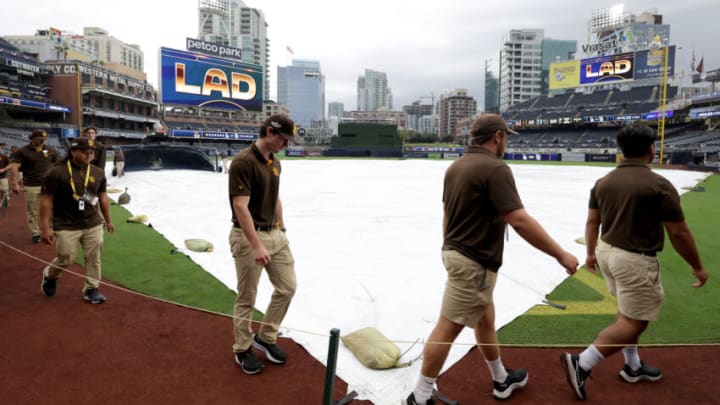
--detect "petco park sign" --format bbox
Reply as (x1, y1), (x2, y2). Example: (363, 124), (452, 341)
(186, 38), (242, 61)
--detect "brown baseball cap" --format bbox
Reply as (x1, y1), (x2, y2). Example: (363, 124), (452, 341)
(29, 129), (48, 139)
(471, 114), (518, 142)
(70, 137), (97, 151)
(263, 114), (299, 144)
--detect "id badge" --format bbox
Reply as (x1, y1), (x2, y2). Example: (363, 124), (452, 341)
(78, 199), (85, 211)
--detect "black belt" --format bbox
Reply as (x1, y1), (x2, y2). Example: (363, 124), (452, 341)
(626, 248), (656, 257)
(233, 222), (276, 232)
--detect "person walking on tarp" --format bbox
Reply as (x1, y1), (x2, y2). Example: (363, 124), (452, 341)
(113, 146), (125, 177)
(39, 137), (115, 304)
(228, 114), (298, 375)
(561, 122), (708, 400)
(9, 129), (60, 243)
(403, 114), (579, 405)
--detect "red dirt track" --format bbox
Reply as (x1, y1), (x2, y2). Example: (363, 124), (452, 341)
(2, 193), (719, 404)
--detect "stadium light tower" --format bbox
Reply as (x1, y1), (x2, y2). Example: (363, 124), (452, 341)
(658, 45), (670, 165)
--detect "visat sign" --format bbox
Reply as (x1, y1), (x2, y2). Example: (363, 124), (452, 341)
(174, 63), (256, 100)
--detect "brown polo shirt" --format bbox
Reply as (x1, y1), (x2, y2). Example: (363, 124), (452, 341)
(589, 159), (684, 253)
(228, 143), (281, 227)
(442, 146), (524, 270)
(10, 143), (60, 186)
(41, 159), (107, 230)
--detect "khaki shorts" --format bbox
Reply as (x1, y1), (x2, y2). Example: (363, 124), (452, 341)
(440, 249), (498, 328)
(0, 177), (7, 192)
(596, 240), (664, 321)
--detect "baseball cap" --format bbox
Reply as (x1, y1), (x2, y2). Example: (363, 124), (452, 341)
(70, 137), (97, 151)
(471, 114), (518, 142)
(264, 114), (299, 144)
(29, 129), (48, 139)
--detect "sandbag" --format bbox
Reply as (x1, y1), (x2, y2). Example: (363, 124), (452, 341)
(107, 188), (123, 194)
(126, 214), (149, 224)
(341, 327), (404, 369)
(184, 239), (214, 252)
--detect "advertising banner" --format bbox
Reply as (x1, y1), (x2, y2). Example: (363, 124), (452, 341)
(634, 46), (675, 80)
(159, 47), (263, 111)
(580, 52), (634, 85)
(549, 60), (581, 90)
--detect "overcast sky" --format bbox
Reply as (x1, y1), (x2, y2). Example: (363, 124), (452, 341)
(2, 0), (719, 110)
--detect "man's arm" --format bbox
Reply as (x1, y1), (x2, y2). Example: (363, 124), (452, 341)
(584, 208), (601, 274)
(232, 195), (270, 265)
(275, 198), (285, 230)
(38, 194), (54, 243)
(664, 220), (708, 288)
(502, 208), (579, 275)
(8, 162), (21, 193)
(99, 192), (114, 234)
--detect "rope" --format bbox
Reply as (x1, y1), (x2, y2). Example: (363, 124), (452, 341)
(2, 239), (719, 350)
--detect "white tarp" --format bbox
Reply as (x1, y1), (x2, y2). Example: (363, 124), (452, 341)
(107, 160), (704, 405)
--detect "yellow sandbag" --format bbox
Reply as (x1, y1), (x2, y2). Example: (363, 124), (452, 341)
(184, 239), (214, 252)
(127, 214), (149, 224)
(341, 327), (403, 369)
(574, 236), (586, 245)
(107, 188), (124, 193)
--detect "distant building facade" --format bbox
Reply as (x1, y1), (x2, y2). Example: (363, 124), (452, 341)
(438, 89), (477, 139)
(357, 69), (392, 111)
(277, 59), (325, 127)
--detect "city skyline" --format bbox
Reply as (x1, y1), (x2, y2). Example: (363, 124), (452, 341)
(2, 0), (719, 111)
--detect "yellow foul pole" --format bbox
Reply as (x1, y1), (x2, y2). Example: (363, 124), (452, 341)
(658, 46), (670, 165)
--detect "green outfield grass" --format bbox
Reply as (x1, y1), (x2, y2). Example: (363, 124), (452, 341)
(99, 169), (719, 346)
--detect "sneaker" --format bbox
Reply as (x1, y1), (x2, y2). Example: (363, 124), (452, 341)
(31, 235), (41, 243)
(493, 368), (528, 400)
(234, 349), (263, 375)
(41, 276), (56, 297)
(252, 335), (287, 364)
(561, 353), (591, 400)
(401, 392), (435, 405)
(620, 361), (663, 383)
(83, 288), (106, 304)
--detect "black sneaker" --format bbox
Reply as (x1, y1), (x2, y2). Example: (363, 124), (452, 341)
(31, 235), (41, 243)
(41, 276), (56, 297)
(493, 368), (528, 400)
(252, 335), (287, 364)
(561, 353), (591, 400)
(234, 349), (263, 375)
(83, 288), (106, 304)
(620, 361), (663, 383)
(401, 392), (435, 405)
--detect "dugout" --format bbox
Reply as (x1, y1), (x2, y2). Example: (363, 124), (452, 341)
(120, 144), (218, 172)
(329, 123), (403, 157)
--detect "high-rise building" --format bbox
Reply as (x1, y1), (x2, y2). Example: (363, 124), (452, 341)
(498, 29), (577, 111)
(484, 60), (499, 113)
(328, 102), (344, 120)
(498, 29), (544, 112)
(198, 0), (270, 100)
(277, 59), (325, 126)
(403, 101), (434, 132)
(5, 27), (146, 81)
(357, 69), (392, 111)
(438, 89), (477, 139)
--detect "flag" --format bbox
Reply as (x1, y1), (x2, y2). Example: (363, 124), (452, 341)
(286, 46), (294, 55)
(49, 27), (62, 44)
(690, 50), (696, 71)
(697, 57), (704, 74)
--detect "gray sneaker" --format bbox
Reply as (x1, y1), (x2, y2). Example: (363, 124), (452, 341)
(83, 288), (106, 304)
(620, 361), (663, 383)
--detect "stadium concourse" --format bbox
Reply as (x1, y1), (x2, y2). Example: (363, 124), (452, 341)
(2, 187), (720, 404)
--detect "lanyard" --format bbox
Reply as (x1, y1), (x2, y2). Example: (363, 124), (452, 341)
(67, 160), (90, 201)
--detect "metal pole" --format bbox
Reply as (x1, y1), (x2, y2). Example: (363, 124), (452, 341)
(659, 46), (670, 165)
(322, 328), (340, 405)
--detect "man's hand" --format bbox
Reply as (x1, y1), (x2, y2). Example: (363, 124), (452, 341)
(40, 228), (55, 245)
(692, 268), (708, 288)
(105, 222), (115, 234)
(253, 245), (271, 266)
(10, 181), (20, 194)
(585, 254), (599, 275)
(558, 251), (579, 275)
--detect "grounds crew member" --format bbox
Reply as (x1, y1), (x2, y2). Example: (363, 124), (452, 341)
(404, 114), (579, 405)
(228, 114), (298, 374)
(561, 122), (708, 400)
(9, 129), (60, 243)
(39, 137), (115, 304)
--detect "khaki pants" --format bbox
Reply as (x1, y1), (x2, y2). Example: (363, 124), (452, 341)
(24, 186), (41, 237)
(229, 226), (296, 352)
(115, 162), (125, 177)
(44, 224), (104, 292)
